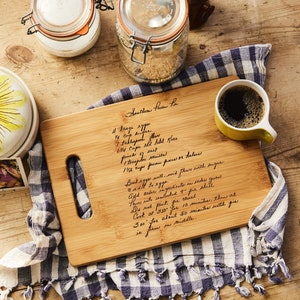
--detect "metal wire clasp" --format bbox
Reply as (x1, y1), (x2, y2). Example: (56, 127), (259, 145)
(21, 11), (40, 35)
(95, 0), (114, 11)
(130, 34), (152, 65)
(21, 11), (32, 25)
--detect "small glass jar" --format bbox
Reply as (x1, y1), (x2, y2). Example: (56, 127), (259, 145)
(21, 0), (114, 57)
(116, 0), (189, 84)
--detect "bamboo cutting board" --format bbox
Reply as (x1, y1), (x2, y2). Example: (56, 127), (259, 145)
(41, 76), (271, 266)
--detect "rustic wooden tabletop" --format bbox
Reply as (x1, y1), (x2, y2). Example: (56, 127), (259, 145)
(0, 0), (299, 299)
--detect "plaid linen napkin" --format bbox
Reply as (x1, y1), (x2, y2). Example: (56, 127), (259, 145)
(0, 44), (291, 300)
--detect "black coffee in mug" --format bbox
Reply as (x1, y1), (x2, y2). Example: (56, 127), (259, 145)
(218, 86), (264, 128)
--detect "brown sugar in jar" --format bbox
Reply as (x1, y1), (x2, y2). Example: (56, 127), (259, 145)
(116, 0), (189, 84)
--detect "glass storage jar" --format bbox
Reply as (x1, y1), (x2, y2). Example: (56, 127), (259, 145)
(116, 0), (189, 84)
(21, 0), (114, 57)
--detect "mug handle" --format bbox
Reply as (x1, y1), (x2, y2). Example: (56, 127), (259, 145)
(257, 122), (277, 144)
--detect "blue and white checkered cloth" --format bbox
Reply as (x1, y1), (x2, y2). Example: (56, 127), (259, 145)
(0, 44), (291, 300)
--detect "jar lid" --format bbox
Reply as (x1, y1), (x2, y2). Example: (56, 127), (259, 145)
(31, 0), (94, 37)
(117, 0), (189, 44)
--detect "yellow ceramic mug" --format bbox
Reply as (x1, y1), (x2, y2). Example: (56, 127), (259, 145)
(215, 79), (277, 144)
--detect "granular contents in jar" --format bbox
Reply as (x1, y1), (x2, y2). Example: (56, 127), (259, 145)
(133, 44), (186, 83)
(218, 86), (265, 128)
(116, 19), (189, 84)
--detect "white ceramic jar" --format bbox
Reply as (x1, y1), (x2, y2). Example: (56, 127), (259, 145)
(0, 67), (39, 158)
(116, 0), (189, 84)
(21, 0), (113, 57)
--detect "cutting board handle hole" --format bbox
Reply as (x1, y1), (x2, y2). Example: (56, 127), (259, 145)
(66, 155), (93, 220)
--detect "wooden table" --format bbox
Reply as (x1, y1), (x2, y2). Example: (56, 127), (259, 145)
(1, 1), (299, 299)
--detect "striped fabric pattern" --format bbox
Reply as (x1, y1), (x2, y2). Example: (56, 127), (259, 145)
(0, 44), (291, 300)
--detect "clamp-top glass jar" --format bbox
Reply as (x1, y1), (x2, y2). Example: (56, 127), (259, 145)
(21, 0), (114, 57)
(116, 0), (189, 84)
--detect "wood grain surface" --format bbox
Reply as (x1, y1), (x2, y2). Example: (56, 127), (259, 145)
(0, 0), (299, 299)
(41, 76), (271, 266)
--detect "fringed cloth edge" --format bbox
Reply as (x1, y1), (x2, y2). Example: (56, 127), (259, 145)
(0, 44), (292, 300)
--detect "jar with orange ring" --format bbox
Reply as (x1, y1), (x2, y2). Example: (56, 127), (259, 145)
(21, 0), (114, 57)
(116, 0), (189, 84)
